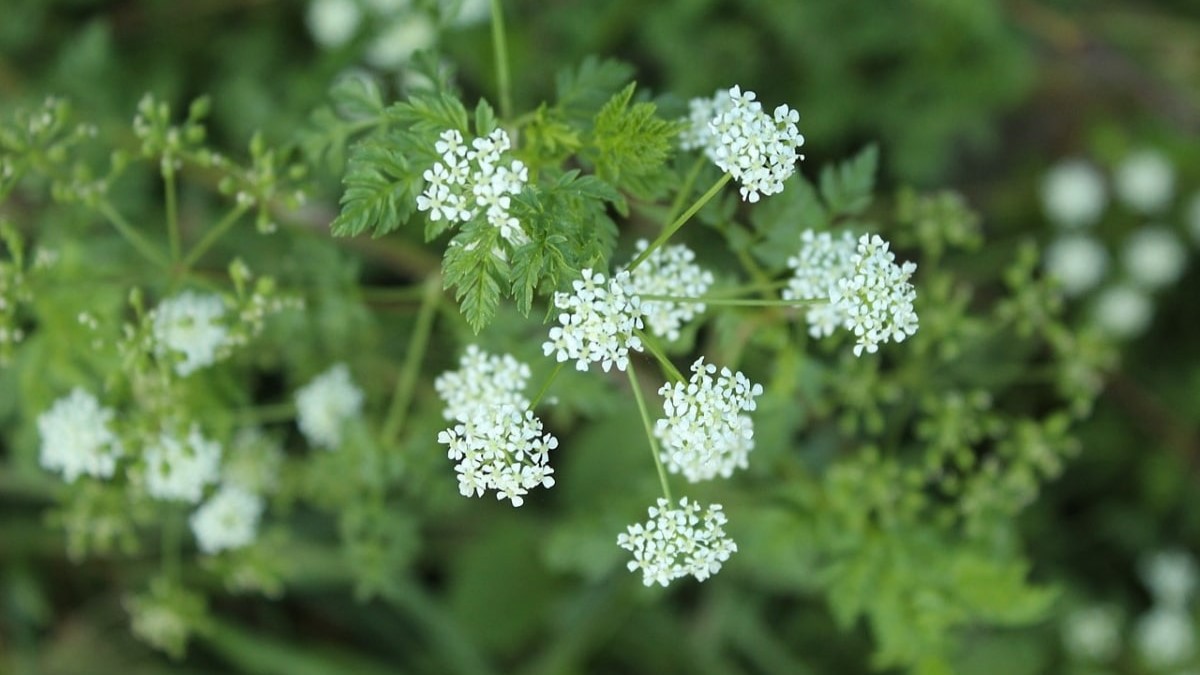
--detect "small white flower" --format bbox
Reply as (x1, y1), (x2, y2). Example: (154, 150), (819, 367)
(831, 234), (919, 356)
(365, 14), (436, 69)
(295, 364), (364, 450)
(783, 229), (859, 337)
(617, 497), (737, 587)
(542, 268), (644, 372)
(623, 240), (714, 342)
(1115, 149), (1175, 214)
(1041, 160), (1107, 228)
(189, 484), (264, 555)
(439, 0), (490, 27)
(143, 426), (222, 504)
(435, 345), (531, 421)
(1062, 606), (1121, 663)
(1141, 550), (1198, 608)
(416, 128), (529, 243)
(699, 86), (805, 202)
(306, 0), (363, 48)
(437, 405), (557, 507)
(656, 358), (763, 482)
(1123, 226), (1187, 290)
(150, 291), (229, 376)
(1092, 284), (1153, 339)
(1136, 607), (1195, 668)
(679, 88), (733, 155)
(1044, 234), (1109, 297)
(37, 388), (123, 482)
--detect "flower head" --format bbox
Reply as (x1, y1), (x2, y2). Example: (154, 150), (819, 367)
(306, 0), (362, 48)
(623, 240), (713, 342)
(1041, 160), (1107, 228)
(542, 268), (644, 372)
(692, 86), (805, 202)
(655, 358), (763, 482)
(434, 344), (531, 420)
(1141, 550), (1198, 608)
(1115, 149), (1174, 215)
(1092, 284), (1153, 339)
(1123, 226), (1187, 290)
(617, 497), (737, 587)
(189, 484), (264, 554)
(37, 388), (123, 482)
(1044, 234), (1109, 297)
(783, 229), (859, 338)
(1136, 608), (1195, 668)
(831, 234), (919, 356)
(295, 364), (364, 450)
(417, 128), (529, 243)
(437, 405), (557, 507)
(143, 425), (222, 504)
(150, 291), (229, 376)
(1062, 606), (1121, 663)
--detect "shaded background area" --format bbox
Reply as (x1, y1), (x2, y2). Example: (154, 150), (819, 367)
(2, 0), (1200, 673)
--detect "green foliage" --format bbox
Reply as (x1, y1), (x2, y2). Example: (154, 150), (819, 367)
(586, 82), (682, 199)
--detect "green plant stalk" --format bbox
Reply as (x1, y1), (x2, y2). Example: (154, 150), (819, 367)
(489, 0), (513, 121)
(635, 328), (685, 383)
(233, 401), (297, 426)
(661, 155), (707, 230)
(181, 203), (250, 269)
(164, 159), (181, 263)
(380, 275), (441, 446)
(628, 364), (673, 503)
(97, 200), (170, 268)
(530, 361), (565, 408)
(162, 509), (183, 583)
(629, 172), (732, 270)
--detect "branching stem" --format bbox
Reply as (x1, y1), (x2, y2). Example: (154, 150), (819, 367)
(628, 364), (673, 503)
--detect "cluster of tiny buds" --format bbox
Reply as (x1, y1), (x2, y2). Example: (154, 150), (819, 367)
(417, 128), (530, 243)
(543, 268), (644, 372)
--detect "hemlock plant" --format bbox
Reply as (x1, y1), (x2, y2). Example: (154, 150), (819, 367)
(1, 3), (1117, 673)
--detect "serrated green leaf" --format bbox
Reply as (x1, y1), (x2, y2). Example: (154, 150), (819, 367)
(586, 83), (681, 200)
(442, 223), (508, 333)
(330, 73), (385, 120)
(474, 98), (497, 137)
(555, 56), (634, 124)
(819, 144), (879, 217)
(386, 92), (470, 136)
(330, 140), (415, 238)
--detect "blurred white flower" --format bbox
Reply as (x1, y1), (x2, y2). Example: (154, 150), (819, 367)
(150, 291), (229, 377)
(295, 364), (364, 450)
(365, 14), (436, 69)
(222, 428), (284, 495)
(440, 0), (489, 26)
(1043, 235), (1108, 297)
(617, 497), (737, 587)
(1092, 284), (1153, 339)
(37, 388), (123, 482)
(307, 0), (363, 48)
(783, 229), (859, 338)
(435, 345), (531, 421)
(189, 484), (264, 555)
(143, 426), (222, 504)
(1062, 605), (1121, 663)
(1136, 608), (1195, 669)
(1123, 226), (1187, 290)
(1115, 149), (1175, 215)
(1141, 550), (1198, 608)
(1188, 192), (1200, 245)
(623, 240), (714, 342)
(1041, 159), (1107, 228)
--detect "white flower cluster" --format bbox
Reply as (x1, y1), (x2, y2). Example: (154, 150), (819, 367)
(295, 364), (364, 451)
(37, 388), (124, 482)
(1041, 160), (1108, 229)
(189, 484), (264, 555)
(1092, 284), (1153, 339)
(1141, 550), (1198, 608)
(1136, 607), (1195, 668)
(1043, 235), (1109, 297)
(1116, 149), (1175, 215)
(1123, 226), (1187, 290)
(143, 425), (222, 504)
(623, 240), (713, 342)
(416, 128), (530, 243)
(655, 358), (763, 483)
(542, 269), (644, 372)
(679, 88), (733, 155)
(782, 229), (859, 338)
(832, 234), (920, 356)
(435, 347), (556, 507)
(1062, 606), (1121, 663)
(689, 86), (805, 203)
(617, 498), (737, 587)
(434, 344), (530, 421)
(150, 291), (229, 376)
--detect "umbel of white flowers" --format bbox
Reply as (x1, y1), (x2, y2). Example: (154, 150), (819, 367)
(142, 425), (222, 504)
(618, 497), (738, 587)
(295, 363), (364, 450)
(150, 291), (230, 376)
(542, 268), (644, 372)
(416, 128), (530, 244)
(622, 240), (714, 343)
(435, 347), (556, 507)
(37, 388), (124, 482)
(189, 484), (264, 555)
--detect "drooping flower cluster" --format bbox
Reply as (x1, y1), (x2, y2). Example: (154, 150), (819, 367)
(683, 86), (805, 203)
(617, 498), (737, 587)
(189, 484), (264, 555)
(295, 364), (364, 450)
(782, 229), (859, 337)
(435, 347), (556, 507)
(150, 291), (229, 376)
(542, 269), (644, 372)
(416, 128), (530, 243)
(142, 425), (222, 504)
(832, 234), (920, 356)
(655, 358), (763, 483)
(37, 388), (124, 482)
(623, 240), (714, 342)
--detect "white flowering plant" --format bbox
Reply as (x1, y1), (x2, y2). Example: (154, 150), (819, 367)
(0, 2), (1163, 674)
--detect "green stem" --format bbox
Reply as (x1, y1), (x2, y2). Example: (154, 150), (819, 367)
(489, 0), (513, 120)
(635, 328), (685, 383)
(380, 275), (441, 446)
(181, 203), (250, 269)
(640, 293), (824, 308)
(233, 401), (297, 426)
(627, 364), (673, 503)
(164, 159), (181, 263)
(629, 173), (731, 271)
(529, 362), (564, 408)
(662, 155), (707, 230)
(96, 200), (170, 268)
(162, 509), (183, 583)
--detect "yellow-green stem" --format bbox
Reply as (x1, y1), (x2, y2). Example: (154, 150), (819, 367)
(629, 173), (731, 271)
(97, 200), (170, 268)
(489, 0), (513, 120)
(627, 364), (673, 502)
(530, 361), (564, 408)
(164, 159), (181, 263)
(635, 328), (685, 383)
(662, 155), (707, 230)
(380, 275), (441, 446)
(181, 203), (250, 269)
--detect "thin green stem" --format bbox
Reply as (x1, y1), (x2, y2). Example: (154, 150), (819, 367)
(162, 509), (183, 583)
(662, 155), (707, 230)
(640, 293), (825, 308)
(380, 275), (441, 446)
(181, 203), (250, 269)
(96, 200), (170, 268)
(635, 328), (684, 383)
(628, 364), (673, 503)
(233, 401), (297, 426)
(530, 362), (564, 408)
(489, 0), (513, 120)
(629, 173), (732, 271)
(164, 160), (181, 263)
